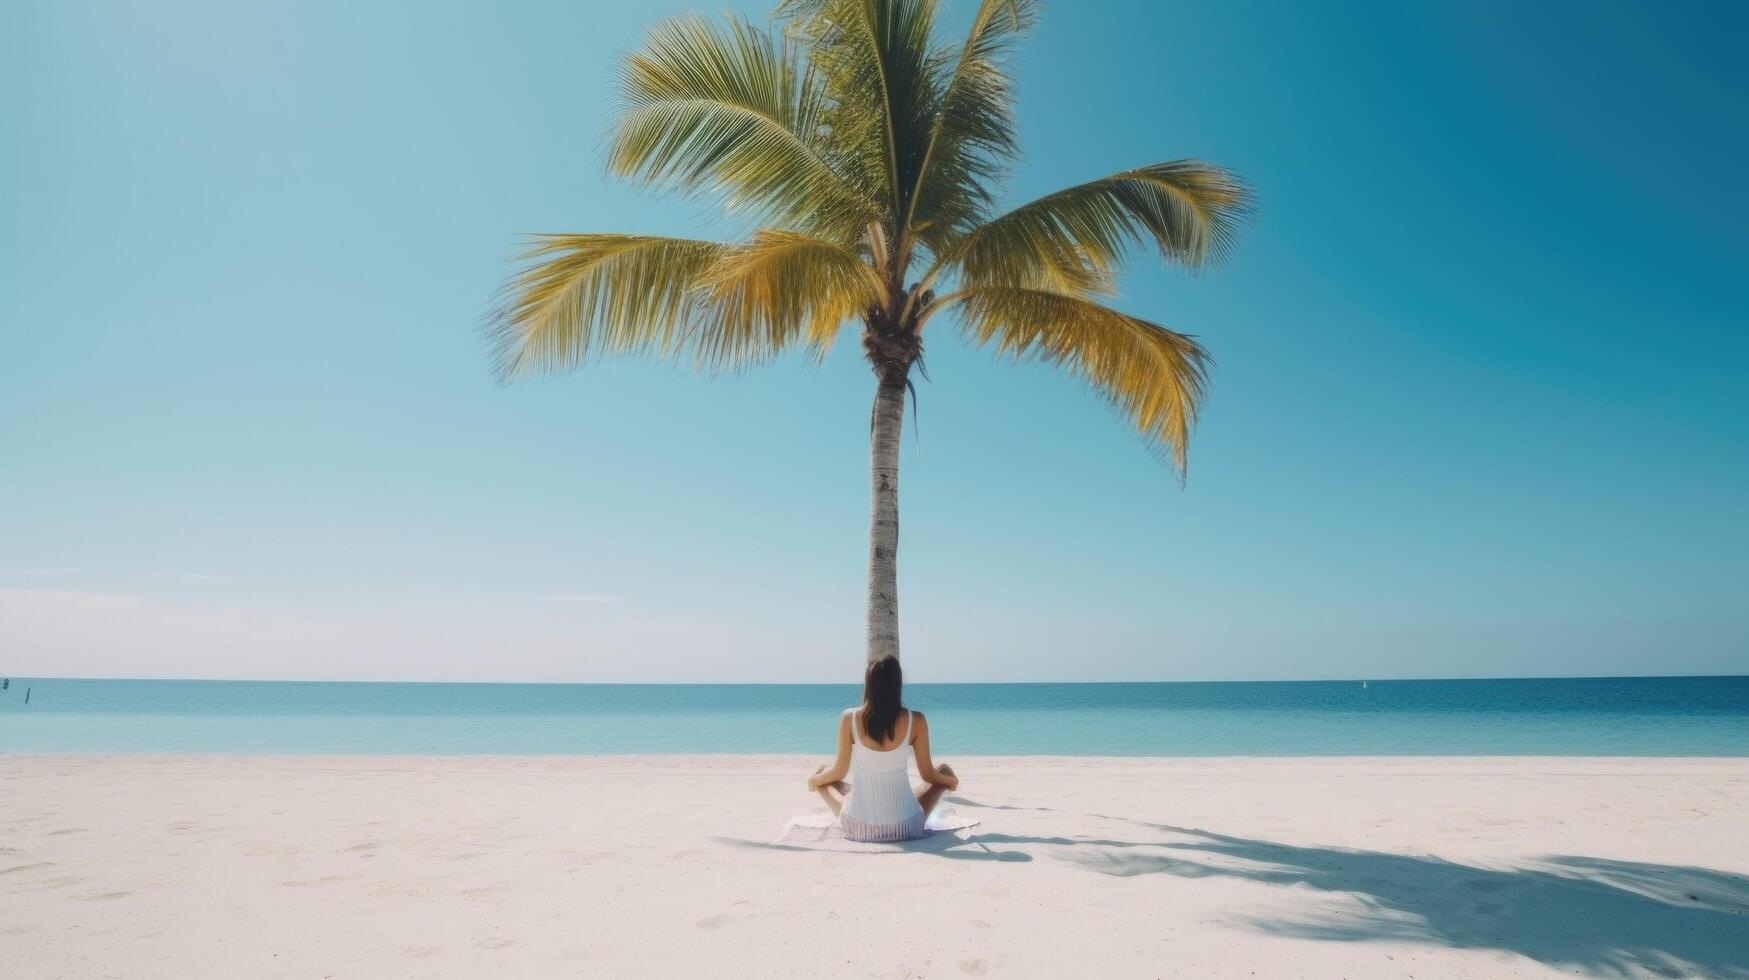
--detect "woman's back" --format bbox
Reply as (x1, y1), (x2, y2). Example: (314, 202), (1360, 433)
(851, 707), (911, 759)
(840, 707), (925, 841)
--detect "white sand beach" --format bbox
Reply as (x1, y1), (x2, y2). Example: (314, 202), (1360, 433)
(3, 756), (1747, 979)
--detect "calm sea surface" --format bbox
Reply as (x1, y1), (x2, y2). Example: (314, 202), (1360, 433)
(0, 676), (1744, 756)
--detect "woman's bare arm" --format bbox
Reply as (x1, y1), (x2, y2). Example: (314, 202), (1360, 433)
(806, 711), (854, 789)
(910, 713), (958, 789)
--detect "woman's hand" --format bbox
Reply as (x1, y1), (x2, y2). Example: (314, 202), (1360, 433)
(935, 762), (958, 791)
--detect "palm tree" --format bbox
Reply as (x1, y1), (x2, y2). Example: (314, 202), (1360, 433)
(488, 0), (1251, 664)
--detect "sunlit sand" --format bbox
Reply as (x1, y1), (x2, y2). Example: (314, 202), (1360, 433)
(4, 756), (1746, 978)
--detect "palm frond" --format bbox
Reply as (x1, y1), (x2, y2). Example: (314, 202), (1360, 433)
(611, 14), (875, 236)
(699, 230), (885, 360)
(944, 161), (1253, 293)
(488, 232), (881, 380)
(487, 234), (731, 378)
(902, 0), (1035, 253)
(780, 0), (945, 239)
(943, 285), (1211, 471)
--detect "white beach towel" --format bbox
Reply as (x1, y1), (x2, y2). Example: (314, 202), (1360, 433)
(775, 805), (981, 853)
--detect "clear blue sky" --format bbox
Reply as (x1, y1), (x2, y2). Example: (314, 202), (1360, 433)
(2, 0), (1744, 682)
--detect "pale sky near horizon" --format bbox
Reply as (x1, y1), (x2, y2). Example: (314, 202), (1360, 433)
(2, 0), (1744, 683)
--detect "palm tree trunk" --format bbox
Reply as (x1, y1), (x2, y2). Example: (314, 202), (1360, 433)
(865, 369), (907, 662)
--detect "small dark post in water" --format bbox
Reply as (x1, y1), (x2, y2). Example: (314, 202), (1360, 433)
(23, 687), (29, 704)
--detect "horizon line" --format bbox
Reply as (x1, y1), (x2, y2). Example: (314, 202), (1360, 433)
(5, 672), (1744, 687)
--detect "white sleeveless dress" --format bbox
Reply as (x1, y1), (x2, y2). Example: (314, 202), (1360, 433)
(839, 708), (927, 842)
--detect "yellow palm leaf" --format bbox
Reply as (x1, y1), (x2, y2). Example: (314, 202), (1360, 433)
(489, 232), (882, 379)
(942, 286), (1211, 472)
(944, 161), (1253, 294)
(700, 231), (886, 359)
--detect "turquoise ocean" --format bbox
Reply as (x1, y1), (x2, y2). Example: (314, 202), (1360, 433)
(0, 676), (1744, 756)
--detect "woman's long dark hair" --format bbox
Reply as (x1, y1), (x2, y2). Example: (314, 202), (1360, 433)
(861, 654), (906, 743)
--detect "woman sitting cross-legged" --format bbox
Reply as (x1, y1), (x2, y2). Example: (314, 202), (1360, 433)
(807, 654), (959, 842)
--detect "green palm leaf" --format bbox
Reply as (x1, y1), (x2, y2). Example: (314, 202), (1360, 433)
(902, 0), (1035, 254)
(611, 14), (875, 236)
(781, 0), (945, 230)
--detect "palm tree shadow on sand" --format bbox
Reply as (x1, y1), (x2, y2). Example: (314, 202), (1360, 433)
(722, 797), (1748, 975)
(948, 801), (1749, 979)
